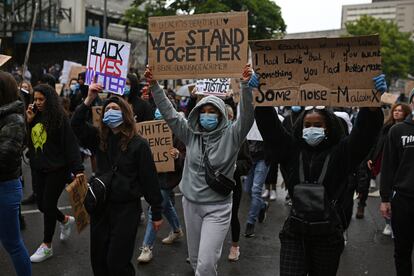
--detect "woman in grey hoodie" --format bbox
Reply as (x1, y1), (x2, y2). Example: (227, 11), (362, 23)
(145, 64), (256, 276)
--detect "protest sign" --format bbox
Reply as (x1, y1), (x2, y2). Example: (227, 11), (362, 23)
(55, 83), (64, 96)
(0, 54), (11, 67)
(61, 60), (82, 84)
(381, 92), (399, 105)
(250, 35), (382, 107)
(92, 106), (103, 128)
(196, 78), (230, 97)
(66, 175), (89, 234)
(85, 36), (131, 95)
(148, 11), (248, 79)
(136, 120), (175, 172)
(69, 65), (86, 83)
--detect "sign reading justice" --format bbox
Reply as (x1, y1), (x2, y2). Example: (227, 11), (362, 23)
(148, 11), (248, 79)
(250, 35), (382, 107)
(136, 120), (174, 173)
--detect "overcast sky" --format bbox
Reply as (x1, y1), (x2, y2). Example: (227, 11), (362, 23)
(274, 0), (372, 33)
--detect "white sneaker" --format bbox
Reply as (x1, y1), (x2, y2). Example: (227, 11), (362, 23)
(137, 246), (153, 263)
(60, 216), (75, 241)
(228, 246), (240, 261)
(162, 229), (184, 244)
(383, 224), (392, 236)
(262, 189), (269, 198)
(269, 190), (277, 201)
(30, 244), (53, 263)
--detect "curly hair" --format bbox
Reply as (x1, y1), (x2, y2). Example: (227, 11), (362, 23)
(99, 95), (137, 152)
(292, 107), (346, 148)
(32, 84), (66, 134)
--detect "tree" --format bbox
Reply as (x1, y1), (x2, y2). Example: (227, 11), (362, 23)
(121, 0), (176, 30)
(346, 15), (414, 82)
(122, 0), (286, 40)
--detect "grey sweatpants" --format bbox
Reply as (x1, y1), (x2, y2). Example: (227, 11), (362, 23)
(182, 197), (232, 276)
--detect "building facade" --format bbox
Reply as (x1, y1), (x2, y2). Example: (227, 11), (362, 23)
(342, 0), (414, 34)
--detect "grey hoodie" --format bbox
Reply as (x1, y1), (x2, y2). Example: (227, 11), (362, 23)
(151, 82), (254, 203)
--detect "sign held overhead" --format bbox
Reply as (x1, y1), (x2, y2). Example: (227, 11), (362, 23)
(148, 11), (248, 79)
(85, 36), (131, 95)
(250, 35), (382, 107)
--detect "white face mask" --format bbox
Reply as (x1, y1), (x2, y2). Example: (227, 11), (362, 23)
(302, 127), (326, 146)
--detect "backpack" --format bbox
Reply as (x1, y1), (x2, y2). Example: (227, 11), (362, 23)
(289, 152), (339, 236)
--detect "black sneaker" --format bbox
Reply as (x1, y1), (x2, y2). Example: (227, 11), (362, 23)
(258, 202), (269, 223)
(244, 223), (255, 238)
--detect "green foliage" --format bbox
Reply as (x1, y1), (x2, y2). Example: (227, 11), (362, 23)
(346, 15), (414, 81)
(122, 0), (286, 40)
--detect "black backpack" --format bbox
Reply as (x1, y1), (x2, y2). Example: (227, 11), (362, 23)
(289, 152), (340, 236)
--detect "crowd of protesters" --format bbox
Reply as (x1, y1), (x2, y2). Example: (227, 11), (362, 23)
(1, 60), (414, 276)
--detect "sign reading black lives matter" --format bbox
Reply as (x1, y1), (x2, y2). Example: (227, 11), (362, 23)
(136, 120), (174, 173)
(148, 12), (248, 79)
(250, 35), (382, 107)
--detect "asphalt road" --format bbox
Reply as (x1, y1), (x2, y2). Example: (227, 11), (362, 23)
(0, 160), (404, 276)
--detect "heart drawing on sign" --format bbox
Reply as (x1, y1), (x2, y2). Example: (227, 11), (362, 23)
(223, 18), (229, 24)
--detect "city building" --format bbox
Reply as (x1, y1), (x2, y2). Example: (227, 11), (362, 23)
(0, 0), (147, 82)
(342, 0), (414, 34)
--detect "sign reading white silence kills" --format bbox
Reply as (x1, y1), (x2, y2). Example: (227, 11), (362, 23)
(85, 36), (131, 95)
(250, 35), (382, 107)
(196, 78), (231, 97)
(136, 120), (174, 173)
(148, 11), (248, 79)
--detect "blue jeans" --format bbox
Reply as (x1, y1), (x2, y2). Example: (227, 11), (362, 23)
(246, 160), (270, 225)
(0, 179), (31, 276)
(142, 189), (181, 247)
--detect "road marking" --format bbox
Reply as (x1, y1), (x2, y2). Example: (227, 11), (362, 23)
(21, 193), (183, 215)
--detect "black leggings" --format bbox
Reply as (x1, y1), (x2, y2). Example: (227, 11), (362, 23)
(90, 201), (140, 276)
(32, 168), (69, 243)
(231, 174), (242, 243)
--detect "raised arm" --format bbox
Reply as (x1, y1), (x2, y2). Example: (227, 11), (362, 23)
(255, 106), (292, 164)
(70, 83), (102, 153)
(145, 67), (191, 144)
(231, 64), (255, 144)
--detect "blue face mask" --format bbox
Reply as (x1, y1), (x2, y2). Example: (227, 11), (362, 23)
(123, 85), (131, 96)
(199, 113), (219, 131)
(70, 84), (77, 91)
(302, 127), (325, 146)
(102, 109), (123, 129)
(154, 109), (163, 120)
(291, 106), (302, 113)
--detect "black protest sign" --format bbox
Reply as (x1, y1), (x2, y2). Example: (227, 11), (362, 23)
(136, 120), (175, 172)
(148, 11), (248, 79)
(250, 35), (382, 107)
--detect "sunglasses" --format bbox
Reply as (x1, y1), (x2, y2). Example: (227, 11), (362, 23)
(304, 106), (326, 111)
